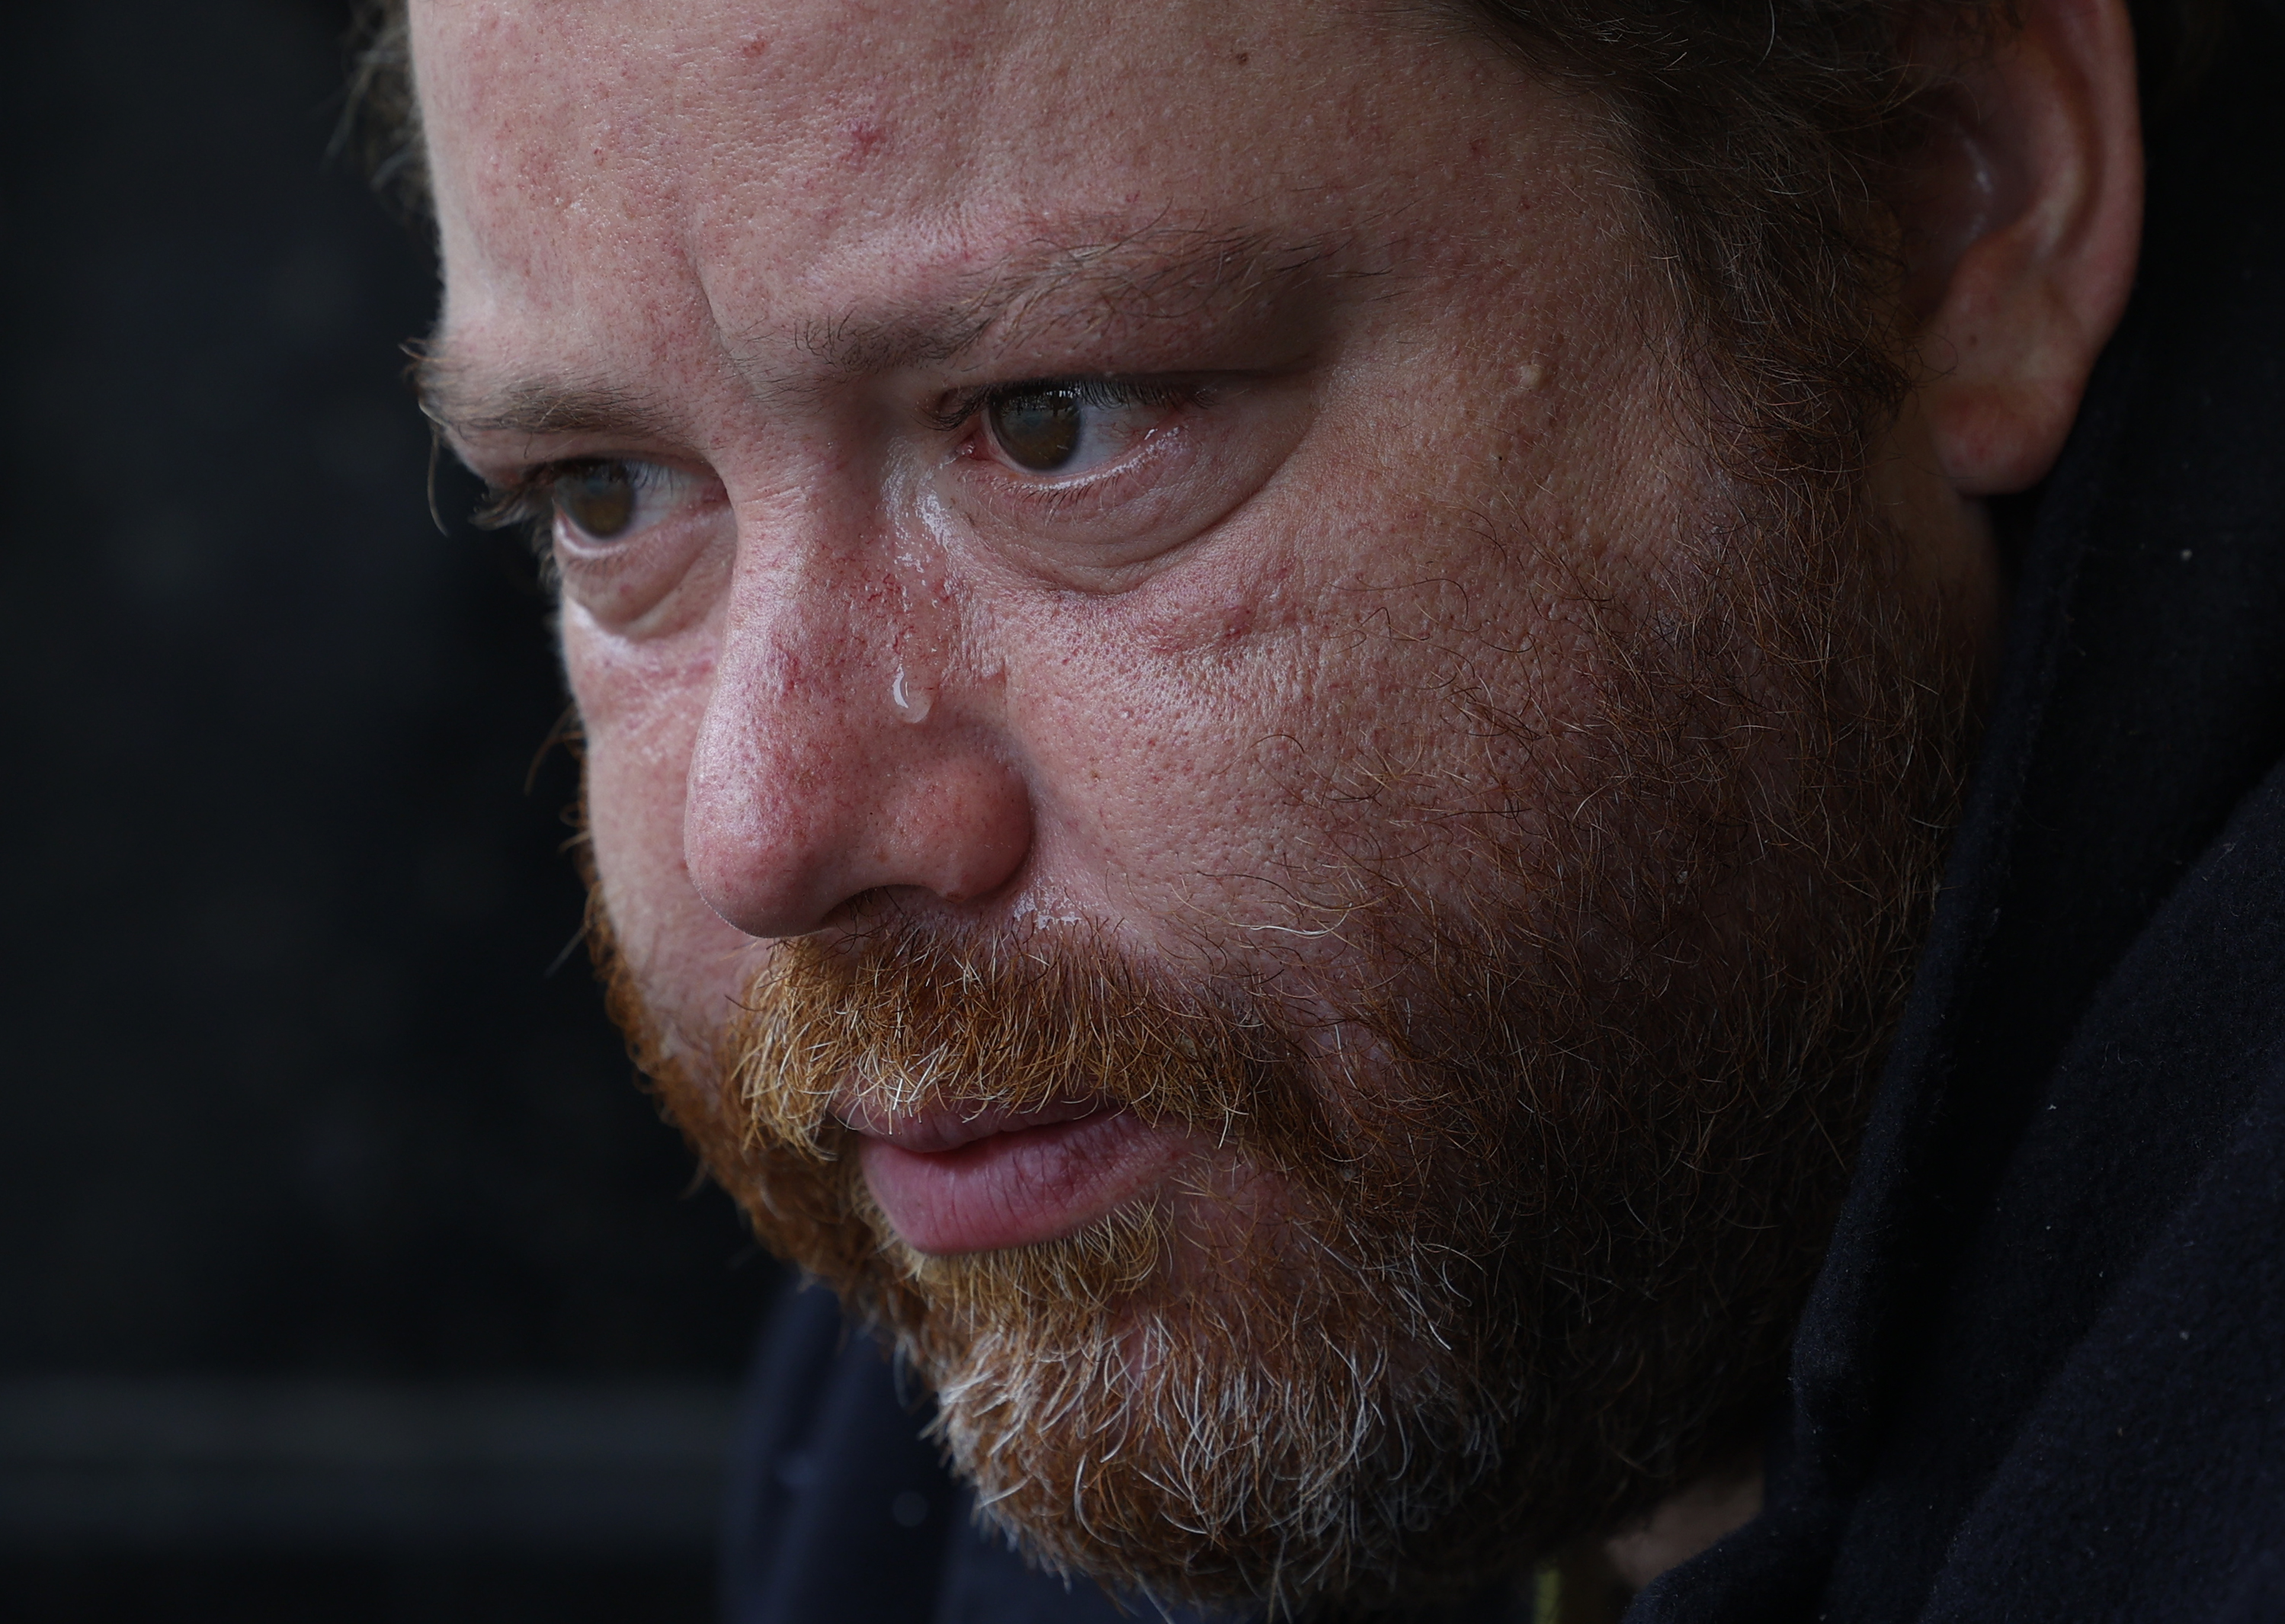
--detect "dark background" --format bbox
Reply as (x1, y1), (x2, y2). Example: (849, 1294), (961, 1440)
(1, 1), (777, 1616)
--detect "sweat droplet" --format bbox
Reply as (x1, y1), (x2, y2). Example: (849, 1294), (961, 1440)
(890, 666), (932, 723)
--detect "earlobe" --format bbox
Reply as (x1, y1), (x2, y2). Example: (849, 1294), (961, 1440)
(1911, 0), (2142, 496)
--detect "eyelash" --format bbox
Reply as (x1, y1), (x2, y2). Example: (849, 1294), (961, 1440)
(469, 472), (559, 543)
(928, 375), (1197, 438)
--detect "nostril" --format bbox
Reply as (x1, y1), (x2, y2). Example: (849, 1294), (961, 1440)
(825, 886), (902, 930)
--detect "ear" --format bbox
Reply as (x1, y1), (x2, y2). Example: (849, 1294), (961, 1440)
(1904, 0), (2143, 496)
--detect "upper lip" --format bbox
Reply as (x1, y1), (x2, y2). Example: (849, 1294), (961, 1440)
(829, 1091), (1110, 1153)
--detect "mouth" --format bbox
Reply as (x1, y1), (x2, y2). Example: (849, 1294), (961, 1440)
(835, 1093), (1200, 1255)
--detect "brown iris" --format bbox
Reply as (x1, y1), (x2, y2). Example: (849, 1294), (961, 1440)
(986, 386), (1082, 472)
(556, 460), (637, 539)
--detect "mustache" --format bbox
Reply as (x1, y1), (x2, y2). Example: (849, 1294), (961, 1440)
(719, 917), (1324, 1168)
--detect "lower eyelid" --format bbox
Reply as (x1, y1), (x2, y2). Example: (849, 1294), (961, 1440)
(1049, 406), (1181, 467)
(983, 428), (1190, 509)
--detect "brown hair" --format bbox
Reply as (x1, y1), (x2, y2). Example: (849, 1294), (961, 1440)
(1442, 0), (2223, 524)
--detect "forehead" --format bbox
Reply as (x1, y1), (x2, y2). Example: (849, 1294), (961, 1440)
(411, 0), (1595, 402)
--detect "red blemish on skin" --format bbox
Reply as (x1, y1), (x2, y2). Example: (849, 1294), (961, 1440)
(846, 120), (887, 162)
(740, 36), (768, 57)
(1469, 137), (1489, 161)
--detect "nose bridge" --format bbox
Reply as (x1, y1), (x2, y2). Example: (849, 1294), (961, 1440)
(710, 482), (905, 757)
(683, 481), (1028, 938)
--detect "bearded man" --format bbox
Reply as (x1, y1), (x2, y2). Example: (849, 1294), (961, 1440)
(378, 0), (2285, 1617)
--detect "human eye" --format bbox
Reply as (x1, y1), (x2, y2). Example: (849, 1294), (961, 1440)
(476, 458), (710, 546)
(546, 458), (706, 544)
(961, 377), (1194, 479)
(475, 456), (726, 631)
(922, 368), (1303, 585)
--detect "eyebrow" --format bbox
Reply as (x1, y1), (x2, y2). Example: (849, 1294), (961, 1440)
(412, 359), (680, 444)
(416, 226), (1351, 444)
(790, 228), (1345, 379)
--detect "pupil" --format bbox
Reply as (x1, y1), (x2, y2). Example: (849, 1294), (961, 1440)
(559, 462), (636, 539)
(989, 388), (1082, 472)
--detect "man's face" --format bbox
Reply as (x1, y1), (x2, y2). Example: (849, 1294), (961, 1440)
(416, 0), (1986, 1608)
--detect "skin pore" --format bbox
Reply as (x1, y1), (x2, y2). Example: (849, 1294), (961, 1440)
(410, 0), (2136, 1606)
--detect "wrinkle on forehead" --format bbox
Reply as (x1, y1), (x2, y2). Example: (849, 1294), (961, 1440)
(428, 220), (1375, 436)
(413, 0), (1582, 454)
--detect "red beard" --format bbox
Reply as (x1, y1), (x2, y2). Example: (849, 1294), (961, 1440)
(596, 504), (1971, 1614)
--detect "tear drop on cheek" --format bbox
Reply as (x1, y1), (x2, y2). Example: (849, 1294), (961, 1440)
(890, 666), (934, 723)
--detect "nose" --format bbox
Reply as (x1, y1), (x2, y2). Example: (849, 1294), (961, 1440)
(682, 529), (1032, 940)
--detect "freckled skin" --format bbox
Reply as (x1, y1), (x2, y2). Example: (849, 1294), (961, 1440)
(411, 0), (1990, 1176)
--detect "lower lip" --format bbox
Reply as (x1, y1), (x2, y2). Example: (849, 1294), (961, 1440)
(857, 1110), (1197, 1255)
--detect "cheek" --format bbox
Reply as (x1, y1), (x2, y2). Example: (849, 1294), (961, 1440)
(564, 613), (754, 1036)
(989, 609), (1304, 940)
(1001, 552), (1569, 952)
(993, 327), (1684, 957)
